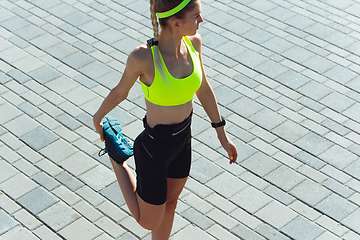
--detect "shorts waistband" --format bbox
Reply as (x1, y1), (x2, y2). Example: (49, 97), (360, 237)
(143, 111), (192, 139)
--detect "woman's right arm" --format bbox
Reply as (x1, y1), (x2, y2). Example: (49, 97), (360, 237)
(93, 47), (146, 141)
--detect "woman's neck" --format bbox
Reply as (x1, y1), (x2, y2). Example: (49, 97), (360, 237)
(157, 29), (184, 59)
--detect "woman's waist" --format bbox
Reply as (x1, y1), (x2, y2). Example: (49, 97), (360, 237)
(145, 100), (193, 128)
(143, 108), (193, 140)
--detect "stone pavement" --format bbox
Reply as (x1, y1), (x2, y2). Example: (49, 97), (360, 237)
(1, 0), (360, 239)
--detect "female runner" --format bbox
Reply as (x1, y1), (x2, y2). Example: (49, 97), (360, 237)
(93, 0), (238, 239)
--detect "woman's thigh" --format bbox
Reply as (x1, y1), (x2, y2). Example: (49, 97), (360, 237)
(166, 177), (188, 204)
(135, 177), (188, 229)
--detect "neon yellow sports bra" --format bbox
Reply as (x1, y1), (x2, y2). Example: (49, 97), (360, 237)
(140, 36), (202, 106)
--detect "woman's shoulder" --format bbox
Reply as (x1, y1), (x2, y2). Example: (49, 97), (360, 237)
(187, 33), (202, 52)
(128, 41), (153, 64)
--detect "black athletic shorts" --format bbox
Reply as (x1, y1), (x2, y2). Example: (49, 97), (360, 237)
(134, 112), (192, 205)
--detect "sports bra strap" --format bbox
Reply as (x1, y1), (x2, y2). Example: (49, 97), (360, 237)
(147, 38), (158, 47)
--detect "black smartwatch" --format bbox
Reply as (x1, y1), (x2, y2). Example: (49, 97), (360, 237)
(211, 116), (226, 128)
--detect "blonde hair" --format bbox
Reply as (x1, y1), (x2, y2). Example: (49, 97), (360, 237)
(150, 0), (160, 41)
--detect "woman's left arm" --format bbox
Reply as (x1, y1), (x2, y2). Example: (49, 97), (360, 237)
(192, 34), (238, 164)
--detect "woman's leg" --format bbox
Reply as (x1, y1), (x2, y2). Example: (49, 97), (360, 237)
(110, 158), (166, 230)
(151, 177), (188, 240)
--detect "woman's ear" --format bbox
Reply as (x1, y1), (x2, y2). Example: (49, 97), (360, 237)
(170, 18), (181, 30)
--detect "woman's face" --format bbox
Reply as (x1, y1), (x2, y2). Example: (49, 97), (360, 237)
(181, 0), (204, 35)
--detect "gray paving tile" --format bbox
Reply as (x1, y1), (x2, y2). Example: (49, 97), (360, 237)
(17, 187), (59, 215)
(0, 209), (19, 235)
(1, 16), (30, 32)
(341, 208), (360, 234)
(295, 133), (334, 156)
(232, 223), (266, 240)
(295, 151), (326, 170)
(38, 201), (80, 231)
(228, 97), (263, 118)
(255, 59), (289, 79)
(324, 65), (358, 84)
(32, 172), (60, 191)
(58, 217), (102, 240)
(99, 182), (126, 207)
(206, 10), (235, 26)
(318, 145), (358, 170)
(46, 42), (78, 60)
(256, 201), (298, 229)
(6, 114), (41, 138)
(282, 45), (315, 64)
(95, 70), (122, 89)
(325, 31), (357, 49)
(249, 108), (286, 130)
(112, 37), (143, 55)
(265, 165), (306, 192)
(190, 158), (223, 184)
(272, 120), (310, 143)
(13, 24), (46, 41)
(263, 185), (295, 206)
(32, 0), (62, 9)
(256, 224), (290, 240)
(55, 113), (82, 131)
(79, 19), (109, 36)
(230, 186), (272, 214)
(0, 102), (23, 125)
(320, 91), (355, 113)
(248, 0), (277, 12)
(242, 27), (274, 44)
(315, 193), (357, 222)
(323, 178), (354, 198)
(181, 208), (214, 230)
(20, 126), (59, 151)
(302, 55), (337, 74)
(55, 171), (84, 191)
(78, 61), (113, 79)
(18, 102), (43, 118)
(61, 51), (95, 69)
(241, 152), (281, 177)
(8, 69), (31, 84)
(206, 171), (247, 198)
(29, 65), (62, 84)
(0, 72), (11, 84)
(344, 159), (360, 181)
(79, 164), (114, 191)
(63, 11), (94, 27)
(171, 224), (215, 239)
(0, 7), (15, 22)
(30, 33), (61, 50)
(59, 151), (98, 176)
(256, 95), (282, 111)
(236, 50), (268, 69)
(9, 35), (30, 49)
(47, 3), (77, 18)
(290, 179), (331, 206)
(281, 216), (324, 240)
(298, 96), (326, 112)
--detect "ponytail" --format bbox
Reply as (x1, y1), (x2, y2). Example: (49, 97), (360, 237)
(150, 0), (159, 40)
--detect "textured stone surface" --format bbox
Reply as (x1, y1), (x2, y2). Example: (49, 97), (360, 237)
(1, 0), (360, 239)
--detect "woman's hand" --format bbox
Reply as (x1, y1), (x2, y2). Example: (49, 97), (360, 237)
(93, 113), (104, 142)
(219, 134), (238, 164)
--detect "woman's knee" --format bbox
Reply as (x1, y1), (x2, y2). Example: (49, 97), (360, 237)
(138, 216), (163, 230)
(136, 194), (166, 230)
(165, 199), (178, 212)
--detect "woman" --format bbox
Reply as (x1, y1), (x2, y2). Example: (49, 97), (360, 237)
(93, 0), (238, 239)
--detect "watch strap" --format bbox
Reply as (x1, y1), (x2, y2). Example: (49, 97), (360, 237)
(211, 116), (226, 128)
